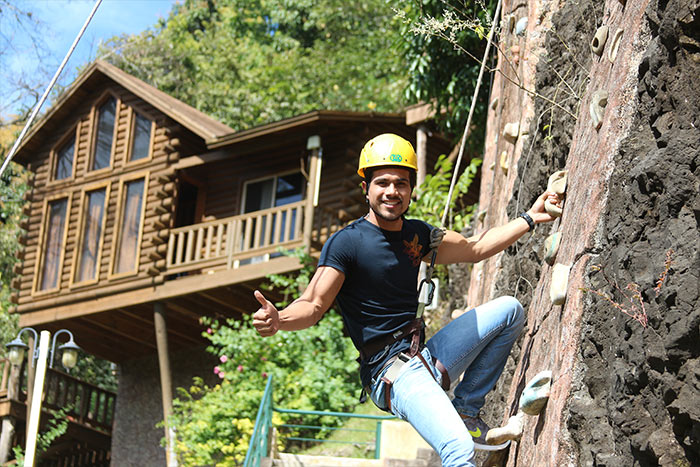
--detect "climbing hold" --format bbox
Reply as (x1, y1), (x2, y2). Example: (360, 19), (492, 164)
(515, 17), (528, 36)
(478, 209), (487, 223)
(543, 232), (562, 265)
(505, 15), (516, 34)
(486, 411), (525, 445)
(489, 161), (496, 170)
(519, 370), (553, 415)
(608, 28), (623, 63)
(500, 151), (509, 174)
(550, 263), (571, 305)
(590, 25), (609, 56)
(491, 97), (499, 110)
(590, 90), (608, 130)
(544, 170), (567, 217)
(503, 122), (519, 144)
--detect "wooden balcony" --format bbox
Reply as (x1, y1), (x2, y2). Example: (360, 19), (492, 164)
(164, 201), (344, 277)
(0, 358), (115, 465)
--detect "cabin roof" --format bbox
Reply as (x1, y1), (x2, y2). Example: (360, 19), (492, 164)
(13, 60), (234, 164)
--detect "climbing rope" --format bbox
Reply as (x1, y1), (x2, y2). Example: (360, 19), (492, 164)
(0, 0), (103, 179)
(417, 0), (503, 317)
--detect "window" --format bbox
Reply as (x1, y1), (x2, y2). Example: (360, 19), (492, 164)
(113, 177), (146, 275)
(240, 172), (304, 264)
(54, 135), (75, 180)
(129, 111), (152, 162)
(92, 97), (116, 171)
(37, 198), (69, 292)
(74, 187), (108, 283)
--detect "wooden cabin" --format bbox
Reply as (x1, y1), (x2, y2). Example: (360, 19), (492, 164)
(7, 60), (454, 464)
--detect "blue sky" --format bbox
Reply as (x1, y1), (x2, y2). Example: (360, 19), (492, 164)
(2, 0), (179, 118)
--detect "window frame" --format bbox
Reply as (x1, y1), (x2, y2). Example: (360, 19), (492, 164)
(49, 123), (79, 184)
(109, 172), (149, 279)
(88, 91), (120, 175)
(32, 194), (72, 296)
(70, 181), (111, 288)
(125, 106), (155, 166)
(240, 169), (305, 214)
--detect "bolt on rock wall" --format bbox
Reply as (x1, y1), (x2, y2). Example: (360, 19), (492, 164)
(464, 0), (698, 465)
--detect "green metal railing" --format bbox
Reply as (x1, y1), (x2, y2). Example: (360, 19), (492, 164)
(244, 376), (395, 467)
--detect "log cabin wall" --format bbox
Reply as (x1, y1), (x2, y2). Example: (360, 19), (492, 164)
(15, 83), (206, 312)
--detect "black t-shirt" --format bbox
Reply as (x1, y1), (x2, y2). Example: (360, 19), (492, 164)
(318, 216), (433, 387)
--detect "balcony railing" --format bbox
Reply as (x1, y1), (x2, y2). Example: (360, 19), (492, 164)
(165, 201), (345, 276)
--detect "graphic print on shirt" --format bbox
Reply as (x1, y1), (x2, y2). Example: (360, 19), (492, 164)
(403, 234), (423, 266)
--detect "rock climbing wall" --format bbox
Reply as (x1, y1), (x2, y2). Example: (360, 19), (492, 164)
(464, 0), (699, 465)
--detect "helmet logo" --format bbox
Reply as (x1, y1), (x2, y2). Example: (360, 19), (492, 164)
(389, 153), (403, 162)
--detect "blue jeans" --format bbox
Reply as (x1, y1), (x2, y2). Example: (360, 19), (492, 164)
(369, 296), (525, 467)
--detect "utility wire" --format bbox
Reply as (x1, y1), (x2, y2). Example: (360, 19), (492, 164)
(0, 0), (103, 179)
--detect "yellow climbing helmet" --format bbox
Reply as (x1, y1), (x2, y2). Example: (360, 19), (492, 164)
(358, 133), (417, 178)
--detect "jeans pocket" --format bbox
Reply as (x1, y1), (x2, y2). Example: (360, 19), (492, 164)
(369, 378), (390, 412)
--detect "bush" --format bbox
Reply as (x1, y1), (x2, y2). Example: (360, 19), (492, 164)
(168, 250), (359, 465)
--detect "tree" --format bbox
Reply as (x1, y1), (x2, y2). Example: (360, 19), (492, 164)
(99, 0), (408, 130)
(398, 0), (497, 149)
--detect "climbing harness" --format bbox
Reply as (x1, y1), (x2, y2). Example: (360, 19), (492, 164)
(0, 0), (103, 179)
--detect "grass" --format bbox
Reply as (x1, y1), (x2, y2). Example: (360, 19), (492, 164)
(280, 402), (391, 459)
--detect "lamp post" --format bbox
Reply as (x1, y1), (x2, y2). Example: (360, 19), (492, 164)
(5, 328), (80, 467)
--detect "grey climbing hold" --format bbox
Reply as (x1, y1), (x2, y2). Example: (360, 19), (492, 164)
(503, 122), (519, 144)
(519, 370), (553, 415)
(543, 232), (562, 266)
(544, 170), (567, 217)
(550, 263), (571, 305)
(515, 17), (528, 36)
(590, 90), (608, 130)
(608, 28), (623, 63)
(591, 25), (609, 56)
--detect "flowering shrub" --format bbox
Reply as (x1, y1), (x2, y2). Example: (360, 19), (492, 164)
(167, 250), (359, 465)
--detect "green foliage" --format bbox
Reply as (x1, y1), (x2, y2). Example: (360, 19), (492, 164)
(0, 156), (27, 354)
(12, 408), (69, 465)
(397, 0), (496, 146)
(409, 154), (481, 232)
(168, 250), (358, 466)
(99, 0), (406, 131)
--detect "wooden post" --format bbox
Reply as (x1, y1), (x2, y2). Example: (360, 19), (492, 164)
(154, 302), (178, 467)
(303, 135), (322, 250)
(416, 125), (429, 189)
(0, 364), (21, 463)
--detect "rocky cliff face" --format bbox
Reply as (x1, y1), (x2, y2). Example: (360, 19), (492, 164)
(461, 0), (699, 465)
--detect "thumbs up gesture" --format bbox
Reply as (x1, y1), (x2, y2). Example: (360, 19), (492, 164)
(253, 290), (280, 337)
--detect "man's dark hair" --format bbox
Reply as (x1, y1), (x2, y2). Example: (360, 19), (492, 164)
(363, 166), (417, 190)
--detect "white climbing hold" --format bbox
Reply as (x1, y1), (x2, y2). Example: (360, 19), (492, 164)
(515, 17), (528, 36)
(550, 263), (571, 305)
(590, 90), (608, 130)
(486, 411), (525, 445)
(500, 151), (509, 174)
(608, 28), (623, 63)
(503, 122), (519, 144)
(591, 25), (609, 56)
(544, 170), (567, 217)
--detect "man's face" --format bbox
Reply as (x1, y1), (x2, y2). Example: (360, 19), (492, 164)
(362, 167), (413, 224)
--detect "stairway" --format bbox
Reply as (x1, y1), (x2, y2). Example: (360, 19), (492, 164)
(262, 448), (441, 466)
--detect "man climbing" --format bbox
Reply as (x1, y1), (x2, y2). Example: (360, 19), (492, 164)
(252, 133), (561, 466)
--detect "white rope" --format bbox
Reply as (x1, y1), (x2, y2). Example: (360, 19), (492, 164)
(440, 0), (503, 228)
(0, 0), (103, 179)
(418, 0), (503, 314)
